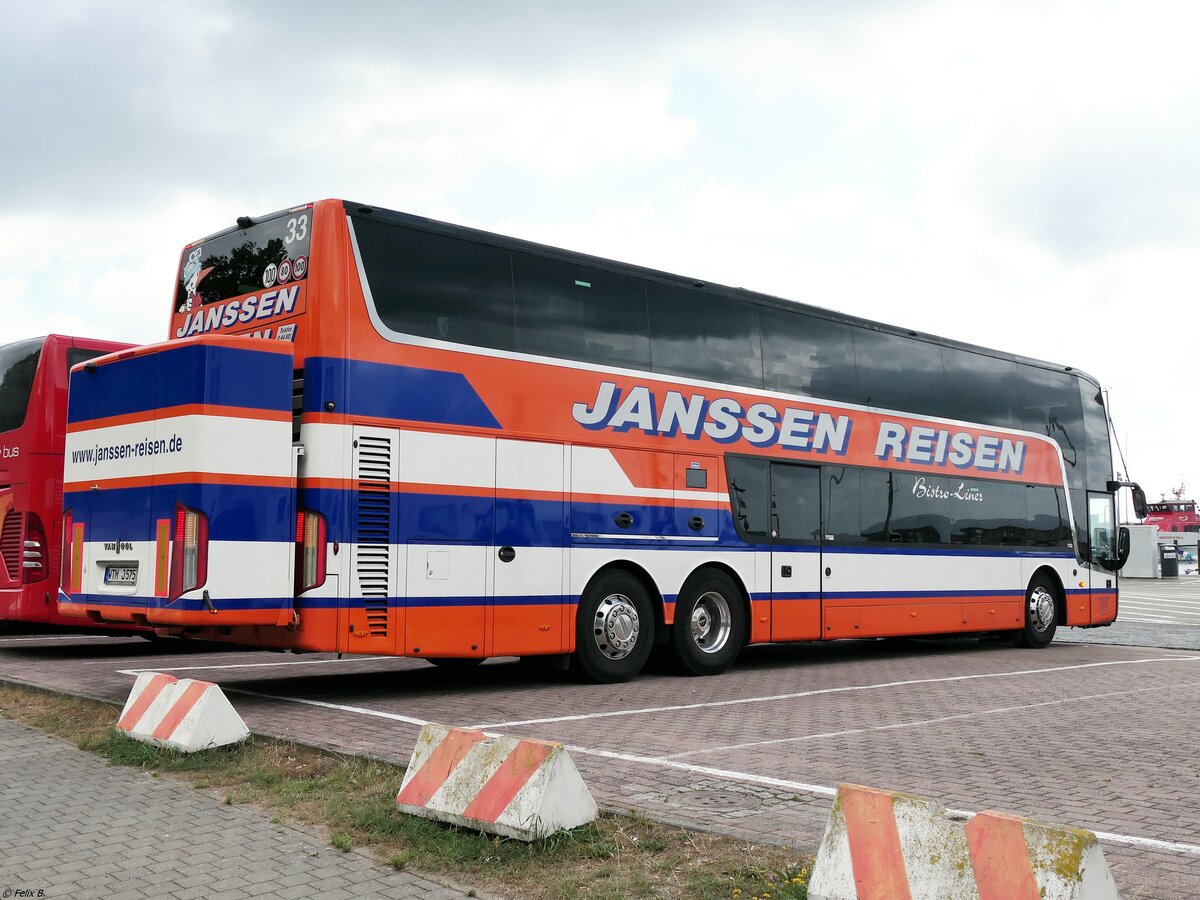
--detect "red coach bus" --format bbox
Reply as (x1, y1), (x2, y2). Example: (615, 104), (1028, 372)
(60, 202), (1146, 680)
(0, 334), (135, 629)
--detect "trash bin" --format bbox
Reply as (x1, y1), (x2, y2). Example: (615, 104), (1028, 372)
(1160, 544), (1180, 577)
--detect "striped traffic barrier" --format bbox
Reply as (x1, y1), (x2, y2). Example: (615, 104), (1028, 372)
(807, 784), (1119, 900)
(116, 671), (249, 753)
(395, 723), (597, 841)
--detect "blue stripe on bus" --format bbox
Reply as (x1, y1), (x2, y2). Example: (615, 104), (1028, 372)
(68, 594), (292, 612)
(67, 344), (292, 423)
(295, 595), (576, 610)
(821, 544), (1075, 559)
(750, 589), (1028, 601)
(303, 356), (501, 429)
(64, 484), (294, 542)
(299, 487), (745, 547)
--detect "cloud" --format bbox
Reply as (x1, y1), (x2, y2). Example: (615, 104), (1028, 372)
(4, 0), (1199, 497)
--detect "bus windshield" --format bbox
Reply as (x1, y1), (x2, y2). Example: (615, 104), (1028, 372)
(0, 337), (43, 433)
(174, 207), (312, 314)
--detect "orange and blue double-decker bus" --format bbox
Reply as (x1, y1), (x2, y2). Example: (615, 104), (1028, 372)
(59, 201), (1145, 680)
(0, 333), (137, 631)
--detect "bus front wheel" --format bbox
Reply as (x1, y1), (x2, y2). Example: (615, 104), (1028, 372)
(574, 570), (654, 683)
(1015, 574), (1059, 649)
(671, 570), (746, 676)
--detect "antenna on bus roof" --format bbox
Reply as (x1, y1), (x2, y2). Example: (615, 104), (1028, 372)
(236, 216), (254, 229)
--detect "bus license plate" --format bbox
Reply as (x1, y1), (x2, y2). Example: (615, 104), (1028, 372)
(104, 565), (138, 585)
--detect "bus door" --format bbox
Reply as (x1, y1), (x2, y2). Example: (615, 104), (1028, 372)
(1085, 492), (1118, 624)
(769, 462), (823, 641)
(491, 439), (566, 657)
(398, 431), (493, 659)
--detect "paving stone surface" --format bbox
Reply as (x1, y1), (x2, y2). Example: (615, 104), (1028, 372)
(0, 716), (475, 900)
(2, 576), (1199, 899)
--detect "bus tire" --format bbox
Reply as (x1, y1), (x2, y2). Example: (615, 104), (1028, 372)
(574, 569), (654, 683)
(1015, 574), (1059, 648)
(671, 569), (746, 676)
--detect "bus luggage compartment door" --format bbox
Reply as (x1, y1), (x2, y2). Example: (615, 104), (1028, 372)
(62, 336), (297, 628)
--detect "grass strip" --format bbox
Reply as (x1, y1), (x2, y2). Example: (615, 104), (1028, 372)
(0, 682), (811, 899)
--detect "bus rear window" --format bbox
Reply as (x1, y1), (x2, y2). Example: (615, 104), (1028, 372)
(175, 209), (312, 313)
(0, 337), (43, 433)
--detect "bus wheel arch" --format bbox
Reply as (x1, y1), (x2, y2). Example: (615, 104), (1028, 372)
(572, 563), (660, 683)
(1016, 567), (1063, 649)
(670, 564), (750, 676)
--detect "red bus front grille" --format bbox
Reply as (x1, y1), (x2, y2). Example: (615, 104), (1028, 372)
(0, 511), (21, 581)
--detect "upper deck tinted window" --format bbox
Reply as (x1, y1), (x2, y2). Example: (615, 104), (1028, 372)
(1079, 378), (1113, 493)
(940, 347), (1020, 429)
(0, 337), (43, 433)
(761, 308), (859, 403)
(648, 284), (763, 388)
(1016, 366), (1086, 491)
(852, 328), (947, 416)
(356, 219), (516, 351)
(512, 253), (650, 369)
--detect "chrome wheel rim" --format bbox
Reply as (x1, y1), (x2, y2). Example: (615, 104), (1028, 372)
(691, 591), (732, 655)
(593, 593), (640, 660)
(1028, 586), (1056, 633)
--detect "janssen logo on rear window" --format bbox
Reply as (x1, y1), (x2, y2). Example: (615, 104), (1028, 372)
(174, 285), (300, 337)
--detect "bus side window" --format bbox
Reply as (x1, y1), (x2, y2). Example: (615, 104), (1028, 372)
(823, 467), (863, 542)
(725, 457), (769, 543)
(770, 464), (821, 543)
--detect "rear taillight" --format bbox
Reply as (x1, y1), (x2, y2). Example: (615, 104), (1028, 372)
(23, 513), (47, 584)
(60, 509), (73, 591)
(294, 508), (327, 594)
(169, 503), (208, 600)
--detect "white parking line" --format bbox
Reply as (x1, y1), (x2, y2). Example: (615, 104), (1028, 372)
(468, 656), (1200, 730)
(117, 656), (386, 675)
(229, 689), (431, 727)
(228, 689), (1200, 858)
(662, 681), (1200, 759)
(1121, 597), (1200, 608)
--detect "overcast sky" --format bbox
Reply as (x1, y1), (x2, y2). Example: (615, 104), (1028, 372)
(4, 1), (1197, 509)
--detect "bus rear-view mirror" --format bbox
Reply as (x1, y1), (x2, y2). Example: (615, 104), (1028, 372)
(1132, 486), (1148, 520)
(1116, 526), (1131, 570)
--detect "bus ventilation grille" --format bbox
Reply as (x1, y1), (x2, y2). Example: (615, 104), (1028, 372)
(291, 371), (304, 443)
(355, 434), (393, 637)
(0, 511), (21, 581)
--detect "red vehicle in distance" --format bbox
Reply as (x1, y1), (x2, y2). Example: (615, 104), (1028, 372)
(1143, 491), (1200, 534)
(0, 334), (136, 630)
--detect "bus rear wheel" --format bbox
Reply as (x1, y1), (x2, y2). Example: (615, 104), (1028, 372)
(1015, 574), (1059, 649)
(574, 570), (654, 683)
(671, 570), (746, 676)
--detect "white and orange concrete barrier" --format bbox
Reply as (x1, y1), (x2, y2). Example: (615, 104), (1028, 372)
(116, 672), (249, 753)
(808, 783), (1120, 900)
(395, 723), (597, 841)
